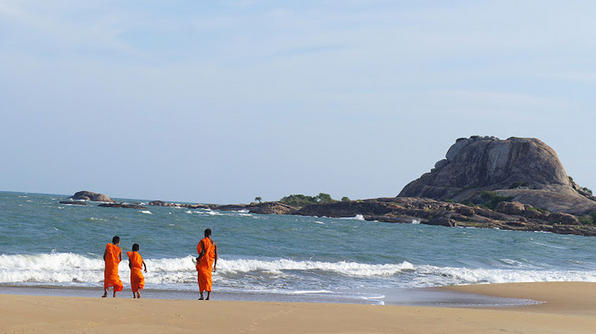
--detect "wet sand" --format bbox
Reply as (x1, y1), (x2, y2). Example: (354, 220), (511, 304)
(1, 282), (595, 333)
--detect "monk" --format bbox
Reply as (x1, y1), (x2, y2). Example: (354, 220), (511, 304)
(102, 236), (123, 298)
(196, 228), (217, 300)
(127, 243), (147, 299)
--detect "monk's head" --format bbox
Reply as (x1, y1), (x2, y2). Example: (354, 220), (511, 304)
(112, 235), (120, 245)
(132, 243), (139, 252)
(204, 228), (212, 237)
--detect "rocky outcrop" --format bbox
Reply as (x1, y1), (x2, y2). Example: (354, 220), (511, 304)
(208, 204), (249, 211)
(206, 202), (297, 215)
(399, 136), (596, 215)
(547, 212), (580, 225)
(496, 201), (525, 215)
(59, 201), (87, 206)
(248, 202), (297, 215)
(149, 200), (207, 209)
(71, 191), (114, 203)
(98, 203), (147, 209)
(292, 197), (596, 237)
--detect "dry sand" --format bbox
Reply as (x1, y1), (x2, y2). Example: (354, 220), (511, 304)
(1, 282), (595, 333)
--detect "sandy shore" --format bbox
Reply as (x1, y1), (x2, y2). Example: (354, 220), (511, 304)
(1, 282), (595, 333)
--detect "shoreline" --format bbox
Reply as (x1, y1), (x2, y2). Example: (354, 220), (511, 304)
(0, 282), (594, 333)
(0, 284), (535, 308)
(446, 281), (596, 314)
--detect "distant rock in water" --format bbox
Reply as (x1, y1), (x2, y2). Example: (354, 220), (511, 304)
(71, 191), (114, 203)
(98, 203), (147, 209)
(59, 201), (87, 206)
(149, 200), (207, 209)
(399, 136), (596, 214)
(248, 202), (296, 215)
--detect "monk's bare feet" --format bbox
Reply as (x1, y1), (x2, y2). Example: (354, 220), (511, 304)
(206, 292), (210, 300)
(102, 289), (108, 298)
(113, 291), (117, 298)
(133, 293), (136, 299)
(136, 292), (141, 299)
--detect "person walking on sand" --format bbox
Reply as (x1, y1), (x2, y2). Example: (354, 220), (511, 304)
(102, 236), (123, 298)
(196, 228), (217, 300)
(127, 243), (147, 299)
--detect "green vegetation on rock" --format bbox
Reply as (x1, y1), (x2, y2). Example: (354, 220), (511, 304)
(475, 191), (514, 210)
(579, 211), (596, 225)
(280, 193), (337, 207)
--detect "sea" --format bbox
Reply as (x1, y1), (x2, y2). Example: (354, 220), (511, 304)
(1, 191), (595, 306)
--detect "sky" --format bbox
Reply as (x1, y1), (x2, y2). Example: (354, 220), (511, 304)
(1, 0), (596, 203)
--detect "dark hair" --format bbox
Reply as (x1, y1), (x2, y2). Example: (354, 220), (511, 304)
(132, 243), (139, 251)
(204, 228), (212, 237)
(112, 236), (120, 244)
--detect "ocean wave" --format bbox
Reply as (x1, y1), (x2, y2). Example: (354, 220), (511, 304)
(411, 264), (596, 287)
(140, 210), (152, 215)
(218, 258), (415, 277)
(0, 253), (595, 289)
(338, 214), (365, 221)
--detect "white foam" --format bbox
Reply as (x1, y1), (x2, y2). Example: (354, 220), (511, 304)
(0, 253), (594, 290)
(218, 258), (415, 277)
(360, 295), (385, 300)
(411, 264), (596, 287)
(204, 210), (223, 216)
(339, 214), (365, 221)
(289, 290), (333, 294)
(140, 210), (152, 215)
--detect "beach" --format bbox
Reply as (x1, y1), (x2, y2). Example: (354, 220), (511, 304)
(2, 193), (596, 332)
(1, 282), (595, 333)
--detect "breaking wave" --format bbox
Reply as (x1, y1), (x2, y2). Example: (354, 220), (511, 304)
(0, 253), (595, 289)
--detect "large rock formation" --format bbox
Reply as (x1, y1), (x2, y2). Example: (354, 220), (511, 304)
(399, 136), (596, 215)
(71, 191), (114, 202)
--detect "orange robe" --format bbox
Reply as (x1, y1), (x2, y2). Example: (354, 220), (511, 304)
(196, 237), (215, 292)
(104, 243), (123, 292)
(127, 251), (145, 293)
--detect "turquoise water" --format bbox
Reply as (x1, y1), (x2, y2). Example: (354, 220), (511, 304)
(0, 191), (595, 304)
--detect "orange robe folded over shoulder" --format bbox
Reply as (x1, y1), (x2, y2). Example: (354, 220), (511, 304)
(127, 251), (145, 293)
(196, 237), (215, 292)
(104, 243), (123, 292)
